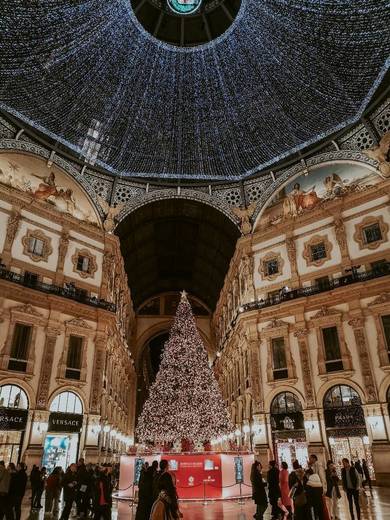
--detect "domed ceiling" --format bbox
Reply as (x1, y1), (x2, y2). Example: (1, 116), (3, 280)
(0, 1), (389, 181)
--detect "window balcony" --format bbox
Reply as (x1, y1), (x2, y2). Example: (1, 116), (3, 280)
(0, 265), (116, 313)
(242, 262), (390, 313)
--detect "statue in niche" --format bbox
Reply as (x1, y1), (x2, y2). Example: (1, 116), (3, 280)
(232, 202), (256, 235)
(97, 195), (124, 233)
(364, 131), (390, 177)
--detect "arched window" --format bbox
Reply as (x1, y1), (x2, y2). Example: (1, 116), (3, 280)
(0, 385), (29, 409)
(50, 391), (83, 414)
(271, 392), (302, 415)
(323, 385), (361, 409)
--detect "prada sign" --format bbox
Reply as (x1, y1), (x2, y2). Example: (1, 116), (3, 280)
(48, 412), (83, 433)
(0, 408), (28, 431)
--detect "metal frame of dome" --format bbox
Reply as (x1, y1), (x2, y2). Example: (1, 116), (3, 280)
(0, 0), (389, 182)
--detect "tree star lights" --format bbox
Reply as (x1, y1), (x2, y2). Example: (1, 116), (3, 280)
(136, 291), (233, 445)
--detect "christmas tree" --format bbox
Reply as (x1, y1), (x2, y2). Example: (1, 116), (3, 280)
(136, 291), (233, 446)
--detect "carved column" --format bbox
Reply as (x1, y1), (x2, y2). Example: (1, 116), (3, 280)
(101, 250), (115, 300)
(90, 334), (107, 414)
(294, 327), (315, 408)
(54, 228), (69, 284)
(286, 235), (299, 287)
(2, 208), (21, 266)
(348, 316), (378, 402)
(334, 216), (351, 269)
(36, 327), (61, 410)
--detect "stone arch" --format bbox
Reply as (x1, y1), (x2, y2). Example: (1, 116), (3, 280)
(265, 385), (306, 413)
(252, 152), (381, 230)
(378, 374), (390, 403)
(0, 377), (35, 409)
(48, 385), (88, 414)
(316, 378), (367, 407)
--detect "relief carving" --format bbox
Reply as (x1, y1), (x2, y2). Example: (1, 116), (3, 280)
(36, 329), (60, 409)
(4, 210), (21, 251)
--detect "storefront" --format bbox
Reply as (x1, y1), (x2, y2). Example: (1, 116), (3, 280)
(270, 392), (308, 468)
(0, 384), (29, 465)
(324, 384), (375, 478)
(42, 391), (83, 473)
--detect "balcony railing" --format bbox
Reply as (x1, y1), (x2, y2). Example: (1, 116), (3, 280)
(0, 265), (116, 312)
(242, 263), (390, 313)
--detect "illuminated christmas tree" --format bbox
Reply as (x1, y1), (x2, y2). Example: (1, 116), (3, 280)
(136, 291), (233, 446)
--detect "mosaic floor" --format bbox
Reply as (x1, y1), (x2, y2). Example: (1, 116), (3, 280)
(19, 487), (390, 519)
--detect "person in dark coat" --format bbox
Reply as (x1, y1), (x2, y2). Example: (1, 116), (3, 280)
(361, 459), (372, 490)
(135, 463), (155, 520)
(250, 461), (268, 520)
(30, 465), (41, 509)
(77, 458), (92, 518)
(306, 473), (324, 520)
(10, 462), (27, 520)
(267, 460), (281, 520)
(341, 458), (360, 520)
(288, 460), (301, 489)
(93, 466), (113, 520)
(60, 464), (79, 520)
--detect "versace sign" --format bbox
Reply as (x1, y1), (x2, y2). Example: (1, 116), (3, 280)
(0, 408), (28, 431)
(48, 412), (83, 433)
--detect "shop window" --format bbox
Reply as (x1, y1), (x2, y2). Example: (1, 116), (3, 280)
(65, 335), (83, 380)
(8, 324), (32, 372)
(381, 315), (390, 361)
(363, 223), (382, 245)
(50, 391), (83, 414)
(272, 337), (288, 380)
(322, 326), (343, 372)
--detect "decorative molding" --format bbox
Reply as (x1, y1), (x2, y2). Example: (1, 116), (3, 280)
(353, 215), (389, 251)
(311, 306), (340, 320)
(258, 251), (284, 281)
(368, 293), (390, 307)
(302, 234), (333, 267)
(4, 209), (21, 252)
(71, 248), (98, 279)
(11, 304), (44, 318)
(21, 228), (53, 263)
(65, 317), (93, 330)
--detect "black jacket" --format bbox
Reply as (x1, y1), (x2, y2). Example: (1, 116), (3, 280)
(267, 467), (281, 500)
(325, 469), (340, 499)
(341, 467), (358, 491)
(251, 470), (268, 507)
(10, 469), (27, 497)
(93, 473), (113, 508)
(62, 471), (78, 501)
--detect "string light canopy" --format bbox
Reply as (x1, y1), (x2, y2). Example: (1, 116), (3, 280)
(0, 1), (389, 181)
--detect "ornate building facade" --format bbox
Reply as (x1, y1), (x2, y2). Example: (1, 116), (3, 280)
(0, 150), (136, 470)
(213, 161), (390, 485)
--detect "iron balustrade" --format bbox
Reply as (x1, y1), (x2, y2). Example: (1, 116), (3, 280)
(0, 265), (116, 312)
(242, 263), (390, 313)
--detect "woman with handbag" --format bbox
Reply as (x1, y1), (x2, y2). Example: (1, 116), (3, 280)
(289, 468), (309, 520)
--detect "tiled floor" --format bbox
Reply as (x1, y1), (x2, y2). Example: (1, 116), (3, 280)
(20, 488), (390, 519)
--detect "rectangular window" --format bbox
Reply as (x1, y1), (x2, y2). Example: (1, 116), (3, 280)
(265, 259), (279, 276)
(315, 276), (330, 291)
(24, 271), (38, 286)
(322, 326), (343, 372)
(310, 242), (326, 262)
(8, 324), (32, 372)
(363, 223), (382, 244)
(272, 337), (288, 380)
(28, 237), (44, 256)
(381, 315), (390, 361)
(77, 255), (90, 273)
(65, 335), (83, 380)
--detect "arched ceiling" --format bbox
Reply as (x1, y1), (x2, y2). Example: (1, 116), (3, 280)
(0, 1), (389, 181)
(116, 199), (240, 309)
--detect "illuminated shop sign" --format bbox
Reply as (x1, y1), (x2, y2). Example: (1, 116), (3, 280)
(48, 412), (83, 433)
(0, 408), (28, 431)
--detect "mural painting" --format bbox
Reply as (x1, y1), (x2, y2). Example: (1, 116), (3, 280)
(263, 162), (380, 226)
(0, 153), (98, 224)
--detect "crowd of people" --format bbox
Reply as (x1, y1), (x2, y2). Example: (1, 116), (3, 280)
(136, 460), (182, 520)
(251, 455), (372, 520)
(0, 459), (120, 520)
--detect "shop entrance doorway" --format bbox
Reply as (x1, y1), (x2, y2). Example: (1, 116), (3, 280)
(270, 392), (308, 469)
(43, 391), (83, 473)
(0, 384), (29, 465)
